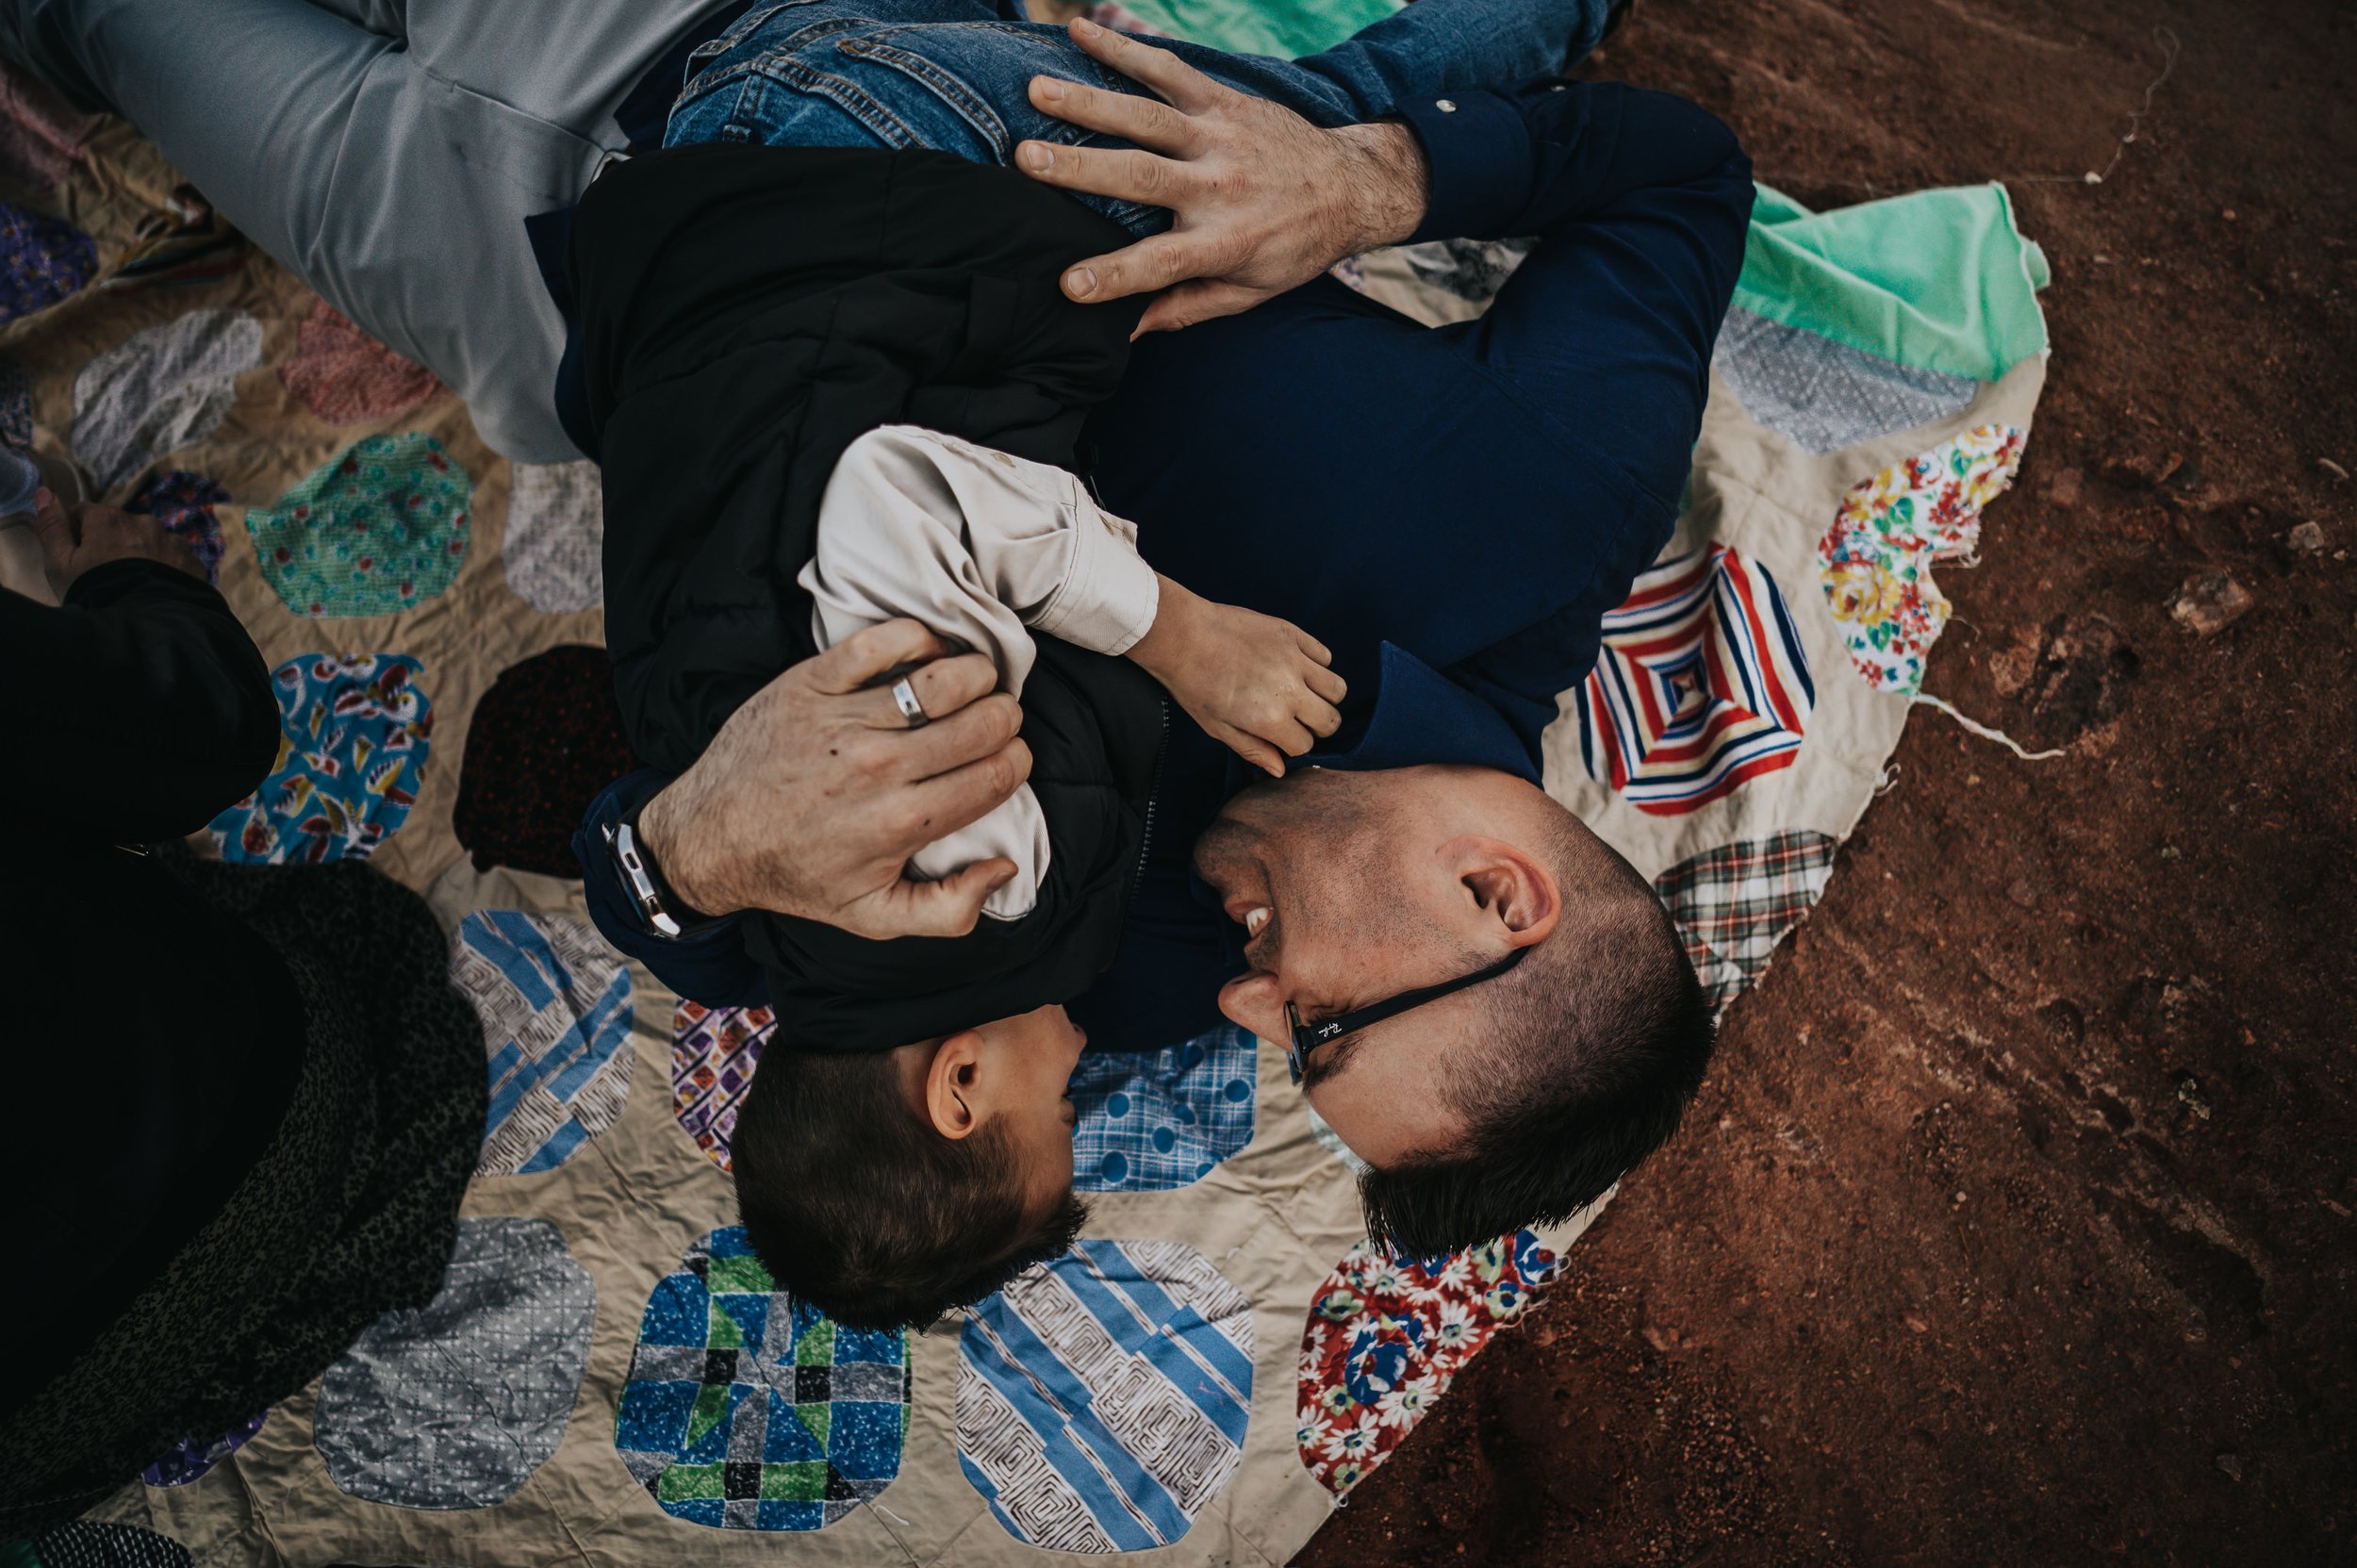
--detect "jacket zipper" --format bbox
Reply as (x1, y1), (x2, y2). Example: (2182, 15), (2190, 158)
(1128, 697), (1171, 910)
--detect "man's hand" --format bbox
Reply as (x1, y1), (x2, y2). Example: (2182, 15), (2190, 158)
(1017, 16), (1428, 335)
(635, 619), (1034, 941)
(30, 488), (205, 598)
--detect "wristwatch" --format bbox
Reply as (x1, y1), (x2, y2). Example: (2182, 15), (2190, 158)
(602, 809), (719, 940)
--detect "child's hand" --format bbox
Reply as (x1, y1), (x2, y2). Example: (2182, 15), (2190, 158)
(1128, 577), (1345, 776)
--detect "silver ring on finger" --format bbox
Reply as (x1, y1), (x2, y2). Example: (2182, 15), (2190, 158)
(890, 675), (930, 728)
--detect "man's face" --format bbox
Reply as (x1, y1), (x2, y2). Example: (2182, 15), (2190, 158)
(1193, 768), (1483, 1167)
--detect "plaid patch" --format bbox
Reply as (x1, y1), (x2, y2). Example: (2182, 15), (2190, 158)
(671, 1002), (775, 1172)
(1655, 829), (1839, 1009)
(615, 1227), (909, 1531)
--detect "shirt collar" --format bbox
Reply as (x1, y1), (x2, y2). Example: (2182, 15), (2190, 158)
(1305, 641), (1541, 784)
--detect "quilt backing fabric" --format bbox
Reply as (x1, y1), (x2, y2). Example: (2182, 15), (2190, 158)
(4, 7), (2048, 1563)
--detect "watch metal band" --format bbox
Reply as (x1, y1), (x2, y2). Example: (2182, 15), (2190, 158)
(609, 818), (684, 938)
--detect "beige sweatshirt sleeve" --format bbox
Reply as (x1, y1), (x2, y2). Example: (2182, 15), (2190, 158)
(799, 423), (1162, 922)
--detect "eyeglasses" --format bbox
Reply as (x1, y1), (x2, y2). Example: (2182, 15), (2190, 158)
(1283, 947), (1529, 1084)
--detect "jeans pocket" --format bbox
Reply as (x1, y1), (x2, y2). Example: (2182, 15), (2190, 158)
(832, 34), (1011, 159)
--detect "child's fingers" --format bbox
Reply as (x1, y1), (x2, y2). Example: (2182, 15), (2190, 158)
(1297, 693), (1342, 738)
(1215, 723), (1287, 779)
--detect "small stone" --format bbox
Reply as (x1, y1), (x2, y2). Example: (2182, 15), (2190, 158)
(1904, 1313), (1929, 1334)
(2046, 467), (2084, 507)
(2105, 451), (2180, 490)
(2221, 209), (2237, 221)
(2217, 1453), (2244, 1482)
(2288, 520), (2327, 553)
(2007, 878), (2037, 909)
(2169, 570), (2255, 636)
(2160, 844), (2181, 860)
(1953, 1190), (1968, 1205)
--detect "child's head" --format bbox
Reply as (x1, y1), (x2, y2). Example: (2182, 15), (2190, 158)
(732, 1004), (1091, 1329)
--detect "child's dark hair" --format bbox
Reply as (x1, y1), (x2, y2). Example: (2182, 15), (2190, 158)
(732, 1048), (1088, 1329)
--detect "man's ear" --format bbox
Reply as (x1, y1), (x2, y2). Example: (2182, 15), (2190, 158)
(1446, 834), (1561, 949)
(922, 1030), (988, 1139)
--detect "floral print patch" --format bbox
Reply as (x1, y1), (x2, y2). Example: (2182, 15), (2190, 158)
(209, 653), (432, 865)
(1297, 1231), (1561, 1496)
(672, 1001), (775, 1172)
(247, 433), (470, 618)
(0, 59), (102, 188)
(0, 199), (94, 325)
(140, 1411), (267, 1488)
(124, 469), (229, 585)
(276, 299), (445, 425)
(1819, 423), (2026, 693)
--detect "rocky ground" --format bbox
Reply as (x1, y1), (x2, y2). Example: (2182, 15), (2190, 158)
(1298, 0), (2357, 1562)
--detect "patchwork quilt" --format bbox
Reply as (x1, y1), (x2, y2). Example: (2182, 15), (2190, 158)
(0, 7), (2048, 1563)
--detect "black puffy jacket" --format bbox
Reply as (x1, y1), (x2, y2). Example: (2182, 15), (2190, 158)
(571, 143), (1167, 1052)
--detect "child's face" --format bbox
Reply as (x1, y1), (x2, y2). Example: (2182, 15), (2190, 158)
(970, 1004), (1088, 1213)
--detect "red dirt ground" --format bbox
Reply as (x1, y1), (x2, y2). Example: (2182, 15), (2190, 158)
(1297, 1), (2357, 1562)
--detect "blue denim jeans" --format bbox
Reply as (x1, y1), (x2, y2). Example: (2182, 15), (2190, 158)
(665, 0), (1612, 235)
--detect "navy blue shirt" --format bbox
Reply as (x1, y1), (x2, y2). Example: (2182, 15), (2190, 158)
(577, 76), (1753, 1046)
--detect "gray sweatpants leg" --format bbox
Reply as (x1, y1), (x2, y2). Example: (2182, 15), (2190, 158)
(0, 0), (738, 462)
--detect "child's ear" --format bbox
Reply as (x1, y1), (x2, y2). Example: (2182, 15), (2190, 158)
(924, 1030), (989, 1139)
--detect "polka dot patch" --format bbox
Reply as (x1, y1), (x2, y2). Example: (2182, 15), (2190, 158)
(450, 644), (636, 878)
(209, 652), (432, 865)
(615, 1226), (910, 1531)
(247, 433), (470, 618)
(140, 1411), (267, 1488)
(1067, 1026), (1257, 1192)
(124, 469), (229, 585)
(960, 1240), (1252, 1552)
(314, 1216), (596, 1510)
(1296, 1231), (1561, 1496)
(276, 298), (445, 425)
(70, 307), (260, 491)
(452, 911), (635, 1177)
(503, 459), (604, 613)
(672, 1001), (776, 1172)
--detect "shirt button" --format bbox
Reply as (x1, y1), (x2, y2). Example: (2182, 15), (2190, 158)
(1434, 98), (1457, 112)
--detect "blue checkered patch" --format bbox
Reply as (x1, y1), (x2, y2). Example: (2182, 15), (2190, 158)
(1067, 1026), (1257, 1191)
